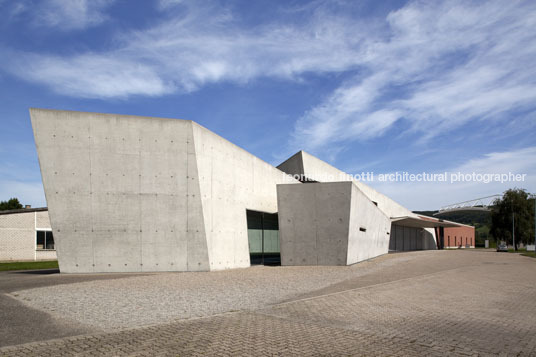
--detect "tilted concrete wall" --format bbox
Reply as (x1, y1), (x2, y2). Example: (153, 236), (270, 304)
(277, 151), (437, 249)
(277, 182), (390, 266)
(277, 182), (351, 265)
(191, 122), (298, 271)
(347, 184), (391, 263)
(31, 109), (298, 273)
(278, 151), (415, 218)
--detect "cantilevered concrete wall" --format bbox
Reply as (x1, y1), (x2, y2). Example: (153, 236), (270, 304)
(278, 151), (437, 249)
(31, 109), (298, 273)
(191, 123), (298, 270)
(277, 182), (391, 266)
(279, 151), (416, 218)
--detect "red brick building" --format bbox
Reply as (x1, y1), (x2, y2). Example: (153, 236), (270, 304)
(442, 226), (475, 248)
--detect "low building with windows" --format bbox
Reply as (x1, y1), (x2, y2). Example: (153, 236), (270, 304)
(0, 207), (56, 261)
(441, 226), (475, 249)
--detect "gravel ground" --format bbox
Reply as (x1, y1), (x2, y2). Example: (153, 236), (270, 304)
(10, 252), (420, 330)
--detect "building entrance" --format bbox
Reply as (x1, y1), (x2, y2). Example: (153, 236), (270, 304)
(246, 210), (280, 265)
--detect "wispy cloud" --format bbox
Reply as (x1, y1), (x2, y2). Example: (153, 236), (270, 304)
(369, 146), (536, 210)
(2, 0), (371, 97)
(16, 52), (173, 98)
(38, 0), (113, 30)
(4, 0), (114, 30)
(294, 1), (536, 152)
(2, 0), (535, 152)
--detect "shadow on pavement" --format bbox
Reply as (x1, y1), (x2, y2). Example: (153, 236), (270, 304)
(12, 269), (60, 275)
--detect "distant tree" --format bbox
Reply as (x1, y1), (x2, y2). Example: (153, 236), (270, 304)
(0, 198), (23, 211)
(490, 189), (534, 251)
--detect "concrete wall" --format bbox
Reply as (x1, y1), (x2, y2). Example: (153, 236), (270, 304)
(32, 109), (205, 273)
(191, 122), (298, 271)
(0, 210), (55, 261)
(277, 151), (437, 249)
(278, 151), (414, 218)
(277, 151), (305, 181)
(277, 182), (390, 266)
(347, 184), (391, 263)
(31, 109), (298, 273)
(389, 224), (436, 251)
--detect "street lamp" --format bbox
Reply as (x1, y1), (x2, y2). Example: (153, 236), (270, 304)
(531, 194), (536, 251)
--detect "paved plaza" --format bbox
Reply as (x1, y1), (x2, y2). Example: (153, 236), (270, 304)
(1, 250), (535, 356)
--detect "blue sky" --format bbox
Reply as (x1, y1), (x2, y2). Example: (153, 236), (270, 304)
(1, 0), (535, 210)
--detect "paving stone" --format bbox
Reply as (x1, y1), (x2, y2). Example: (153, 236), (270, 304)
(1, 250), (535, 356)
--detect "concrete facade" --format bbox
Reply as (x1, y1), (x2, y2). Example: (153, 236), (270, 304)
(277, 151), (438, 251)
(389, 225), (436, 251)
(0, 208), (56, 261)
(278, 151), (419, 217)
(31, 109), (297, 273)
(278, 182), (391, 265)
(31, 109), (472, 272)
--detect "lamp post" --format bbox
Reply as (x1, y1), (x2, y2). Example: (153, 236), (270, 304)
(531, 194), (536, 251)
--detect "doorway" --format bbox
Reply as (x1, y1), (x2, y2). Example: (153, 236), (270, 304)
(246, 210), (280, 265)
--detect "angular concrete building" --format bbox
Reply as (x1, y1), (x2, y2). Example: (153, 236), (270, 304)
(30, 109), (471, 273)
(277, 182), (391, 266)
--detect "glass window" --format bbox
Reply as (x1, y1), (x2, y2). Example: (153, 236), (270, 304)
(36, 231), (45, 250)
(36, 230), (55, 250)
(46, 231), (55, 249)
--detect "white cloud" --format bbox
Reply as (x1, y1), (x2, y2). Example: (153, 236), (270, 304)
(157, 0), (184, 10)
(4, 0), (114, 30)
(4, 1), (370, 98)
(17, 53), (173, 98)
(368, 146), (536, 210)
(3, 0), (536, 152)
(293, 0), (536, 152)
(35, 0), (114, 30)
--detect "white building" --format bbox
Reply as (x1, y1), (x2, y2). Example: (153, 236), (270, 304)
(30, 109), (469, 273)
(0, 207), (56, 261)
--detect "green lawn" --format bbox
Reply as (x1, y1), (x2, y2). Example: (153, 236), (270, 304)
(520, 251), (536, 258)
(502, 248), (536, 259)
(0, 260), (59, 271)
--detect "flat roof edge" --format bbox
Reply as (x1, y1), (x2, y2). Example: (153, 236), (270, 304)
(0, 207), (48, 215)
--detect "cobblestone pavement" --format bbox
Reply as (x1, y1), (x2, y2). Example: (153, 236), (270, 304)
(1, 250), (535, 356)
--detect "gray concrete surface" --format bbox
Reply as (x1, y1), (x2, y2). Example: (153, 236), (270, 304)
(31, 109), (456, 275)
(277, 150), (438, 245)
(1, 250), (535, 356)
(277, 182), (391, 265)
(31, 109), (298, 273)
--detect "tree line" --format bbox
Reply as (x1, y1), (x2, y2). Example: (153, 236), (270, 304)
(416, 189), (535, 250)
(0, 198), (23, 211)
